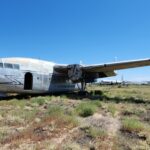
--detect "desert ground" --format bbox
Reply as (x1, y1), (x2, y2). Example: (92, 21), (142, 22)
(0, 85), (150, 150)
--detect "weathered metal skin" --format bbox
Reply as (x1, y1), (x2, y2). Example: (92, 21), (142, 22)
(0, 57), (149, 94)
(0, 58), (77, 94)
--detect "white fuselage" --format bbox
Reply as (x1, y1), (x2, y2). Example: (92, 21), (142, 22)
(0, 58), (77, 94)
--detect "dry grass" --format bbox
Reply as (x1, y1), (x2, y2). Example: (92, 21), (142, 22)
(0, 84), (149, 149)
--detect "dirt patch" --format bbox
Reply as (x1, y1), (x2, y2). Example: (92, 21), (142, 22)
(57, 113), (121, 149)
(82, 113), (120, 136)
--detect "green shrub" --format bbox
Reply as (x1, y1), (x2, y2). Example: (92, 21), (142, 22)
(88, 128), (108, 138)
(108, 104), (117, 117)
(12, 108), (38, 123)
(31, 97), (45, 106)
(92, 100), (102, 107)
(82, 126), (108, 139)
(60, 95), (68, 100)
(2, 99), (27, 109)
(36, 99), (45, 106)
(122, 118), (145, 133)
(47, 105), (78, 127)
(47, 105), (63, 116)
(64, 115), (78, 127)
(76, 102), (97, 117)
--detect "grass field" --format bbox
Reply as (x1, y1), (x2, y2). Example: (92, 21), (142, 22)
(0, 85), (149, 150)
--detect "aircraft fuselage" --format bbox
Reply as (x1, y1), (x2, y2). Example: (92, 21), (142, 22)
(0, 58), (77, 94)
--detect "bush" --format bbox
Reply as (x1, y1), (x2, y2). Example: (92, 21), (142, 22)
(47, 105), (64, 117)
(47, 106), (78, 127)
(108, 104), (117, 117)
(60, 95), (68, 100)
(92, 100), (102, 107)
(82, 126), (108, 139)
(88, 128), (108, 139)
(76, 102), (97, 117)
(122, 118), (145, 133)
(31, 97), (45, 106)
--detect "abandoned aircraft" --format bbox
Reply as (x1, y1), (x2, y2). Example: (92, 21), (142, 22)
(0, 57), (149, 94)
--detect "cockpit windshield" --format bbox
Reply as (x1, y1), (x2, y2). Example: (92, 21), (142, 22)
(0, 63), (20, 70)
(4, 63), (13, 69)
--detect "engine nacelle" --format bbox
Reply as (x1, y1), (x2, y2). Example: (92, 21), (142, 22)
(67, 64), (83, 82)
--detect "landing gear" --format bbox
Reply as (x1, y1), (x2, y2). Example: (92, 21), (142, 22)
(77, 80), (86, 92)
(78, 80), (88, 96)
(81, 80), (86, 92)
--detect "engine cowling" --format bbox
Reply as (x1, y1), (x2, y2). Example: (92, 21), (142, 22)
(67, 64), (83, 83)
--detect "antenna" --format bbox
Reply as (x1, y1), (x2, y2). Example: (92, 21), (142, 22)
(80, 60), (83, 65)
(115, 56), (118, 62)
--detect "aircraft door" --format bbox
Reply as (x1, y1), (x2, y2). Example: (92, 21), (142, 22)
(24, 72), (33, 90)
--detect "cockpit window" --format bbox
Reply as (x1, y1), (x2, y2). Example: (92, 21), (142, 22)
(13, 64), (20, 70)
(3, 63), (20, 70)
(0, 63), (3, 68)
(4, 63), (13, 69)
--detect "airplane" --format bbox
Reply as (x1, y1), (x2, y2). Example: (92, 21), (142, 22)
(0, 57), (149, 95)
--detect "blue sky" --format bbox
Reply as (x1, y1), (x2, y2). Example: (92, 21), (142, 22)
(0, 0), (150, 81)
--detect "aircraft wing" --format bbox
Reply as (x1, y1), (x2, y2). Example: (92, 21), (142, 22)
(82, 58), (150, 72)
(54, 58), (150, 82)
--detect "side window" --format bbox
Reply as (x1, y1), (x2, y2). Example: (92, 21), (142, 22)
(4, 63), (13, 69)
(13, 64), (20, 70)
(0, 63), (3, 68)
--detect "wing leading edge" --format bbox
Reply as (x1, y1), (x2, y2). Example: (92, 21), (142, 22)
(82, 58), (150, 72)
(54, 58), (150, 83)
